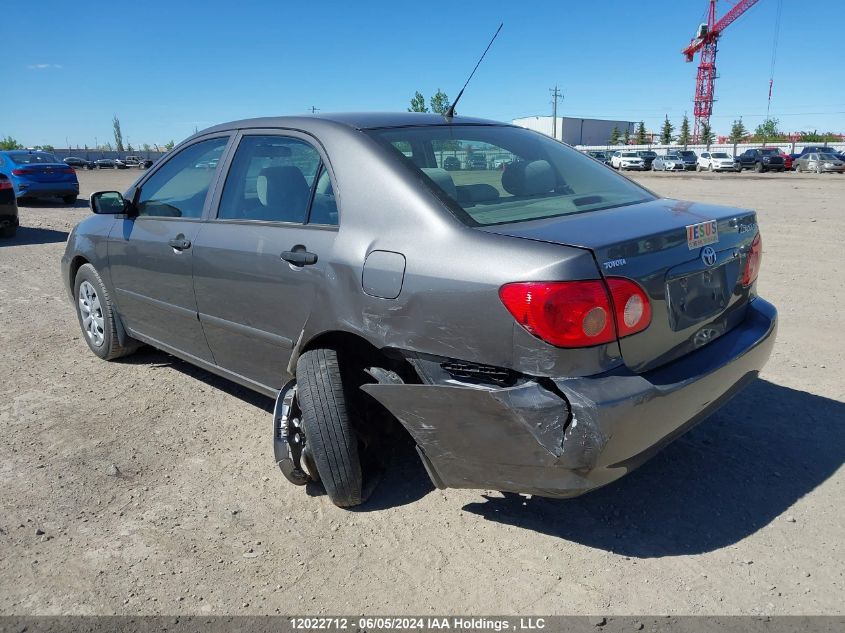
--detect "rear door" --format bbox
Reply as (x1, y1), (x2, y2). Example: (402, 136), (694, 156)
(192, 131), (339, 390)
(108, 135), (231, 361)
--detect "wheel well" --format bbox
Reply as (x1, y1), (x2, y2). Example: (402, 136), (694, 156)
(69, 255), (89, 289)
(299, 330), (419, 384)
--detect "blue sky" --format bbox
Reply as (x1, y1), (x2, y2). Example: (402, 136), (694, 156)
(3, 0), (843, 147)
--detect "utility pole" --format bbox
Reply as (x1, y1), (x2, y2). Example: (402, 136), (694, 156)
(310, 106), (320, 114)
(549, 86), (562, 140)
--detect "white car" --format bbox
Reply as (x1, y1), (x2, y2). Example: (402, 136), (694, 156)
(610, 151), (645, 171)
(697, 151), (739, 172)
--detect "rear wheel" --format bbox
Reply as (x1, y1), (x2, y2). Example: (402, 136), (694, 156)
(62, 195), (77, 205)
(0, 226), (16, 239)
(296, 348), (363, 507)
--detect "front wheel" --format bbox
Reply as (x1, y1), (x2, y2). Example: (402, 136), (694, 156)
(296, 348), (363, 507)
(756, 162), (764, 173)
(74, 263), (139, 360)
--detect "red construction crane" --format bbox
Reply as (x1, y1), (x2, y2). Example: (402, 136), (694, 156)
(682, 0), (760, 141)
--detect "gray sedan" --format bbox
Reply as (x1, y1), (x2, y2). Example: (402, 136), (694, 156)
(61, 113), (776, 507)
(794, 152), (845, 174)
(652, 153), (686, 171)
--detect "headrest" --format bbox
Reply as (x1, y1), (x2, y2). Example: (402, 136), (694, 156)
(257, 166), (310, 216)
(456, 183), (500, 205)
(501, 160), (556, 196)
(421, 167), (457, 200)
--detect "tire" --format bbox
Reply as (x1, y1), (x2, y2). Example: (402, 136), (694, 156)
(696, 164), (702, 172)
(296, 348), (363, 507)
(0, 226), (16, 239)
(755, 162), (764, 173)
(709, 164), (714, 172)
(73, 263), (139, 360)
(62, 195), (77, 205)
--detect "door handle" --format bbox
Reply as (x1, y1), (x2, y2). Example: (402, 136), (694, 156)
(168, 237), (192, 250)
(281, 248), (318, 267)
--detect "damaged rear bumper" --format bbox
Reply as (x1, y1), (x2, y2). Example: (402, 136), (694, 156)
(362, 298), (777, 498)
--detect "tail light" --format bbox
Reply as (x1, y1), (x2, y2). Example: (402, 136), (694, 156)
(741, 233), (762, 286)
(61, 167), (75, 174)
(0, 179), (12, 190)
(11, 168), (32, 176)
(498, 277), (651, 348)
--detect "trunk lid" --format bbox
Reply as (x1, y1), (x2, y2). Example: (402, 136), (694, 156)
(15, 163), (76, 183)
(480, 198), (760, 372)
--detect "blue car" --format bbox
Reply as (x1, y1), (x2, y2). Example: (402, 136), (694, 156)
(0, 150), (80, 204)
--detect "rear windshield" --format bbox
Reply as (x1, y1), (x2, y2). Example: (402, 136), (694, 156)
(366, 125), (653, 226)
(8, 151), (59, 164)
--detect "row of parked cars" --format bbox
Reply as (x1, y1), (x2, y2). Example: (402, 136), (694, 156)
(586, 146), (845, 174)
(62, 155), (156, 170)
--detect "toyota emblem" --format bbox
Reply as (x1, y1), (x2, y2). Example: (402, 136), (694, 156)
(701, 246), (717, 267)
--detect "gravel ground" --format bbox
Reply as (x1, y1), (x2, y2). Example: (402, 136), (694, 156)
(0, 168), (842, 616)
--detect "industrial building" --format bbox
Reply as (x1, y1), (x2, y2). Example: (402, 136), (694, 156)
(512, 116), (637, 146)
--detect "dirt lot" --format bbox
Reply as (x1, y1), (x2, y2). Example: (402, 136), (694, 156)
(0, 169), (842, 616)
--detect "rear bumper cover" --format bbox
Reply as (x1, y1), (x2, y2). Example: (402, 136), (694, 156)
(15, 179), (79, 197)
(363, 298), (777, 498)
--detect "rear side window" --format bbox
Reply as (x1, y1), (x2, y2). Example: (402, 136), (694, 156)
(366, 125), (653, 226)
(218, 135), (321, 223)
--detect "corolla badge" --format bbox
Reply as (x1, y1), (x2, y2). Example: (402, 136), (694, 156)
(701, 246), (717, 267)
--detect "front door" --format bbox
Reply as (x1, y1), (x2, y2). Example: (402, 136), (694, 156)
(108, 136), (230, 362)
(192, 133), (339, 390)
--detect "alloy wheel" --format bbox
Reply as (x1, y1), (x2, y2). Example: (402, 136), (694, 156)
(78, 281), (105, 347)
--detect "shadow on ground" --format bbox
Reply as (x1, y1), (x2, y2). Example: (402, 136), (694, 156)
(0, 226), (69, 246)
(462, 378), (844, 557)
(17, 197), (89, 209)
(119, 347), (434, 509)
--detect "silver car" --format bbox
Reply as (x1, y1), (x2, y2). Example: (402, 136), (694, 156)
(794, 153), (845, 174)
(652, 153), (686, 171)
(61, 113), (776, 507)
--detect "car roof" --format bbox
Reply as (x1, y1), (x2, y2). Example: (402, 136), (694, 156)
(200, 112), (507, 134)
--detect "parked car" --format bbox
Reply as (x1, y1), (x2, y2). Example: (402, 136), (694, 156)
(793, 152), (845, 174)
(466, 154), (488, 170)
(63, 112), (776, 508)
(775, 150), (793, 171)
(636, 150), (657, 170)
(63, 156), (94, 170)
(113, 158), (130, 169)
(736, 148), (785, 172)
(652, 153), (686, 171)
(0, 173), (18, 237)
(122, 156), (142, 167)
(94, 159), (116, 169)
(139, 158), (156, 169)
(0, 150), (80, 204)
(586, 151), (611, 165)
(797, 146), (845, 162)
(697, 151), (740, 172)
(677, 150), (698, 170)
(490, 153), (513, 169)
(610, 151), (645, 170)
(442, 156), (461, 171)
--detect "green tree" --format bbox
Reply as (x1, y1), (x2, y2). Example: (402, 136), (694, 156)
(42, 144), (55, 153)
(754, 117), (780, 142)
(659, 116), (674, 145)
(729, 119), (748, 143)
(164, 140), (175, 151)
(636, 121), (647, 145)
(103, 142), (113, 151)
(408, 91), (428, 113)
(430, 89), (450, 115)
(677, 114), (691, 148)
(609, 126), (621, 145)
(623, 126), (630, 145)
(699, 120), (715, 149)
(112, 115), (125, 152)
(142, 143), (151, 152)
(0, 136), (23, 150)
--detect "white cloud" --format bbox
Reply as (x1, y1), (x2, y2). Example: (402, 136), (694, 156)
(27, 63), (62, 70)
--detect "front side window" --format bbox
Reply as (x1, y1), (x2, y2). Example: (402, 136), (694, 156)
(137, 137), (228, 218)
(218, 135), (321, 223)
(367, 125), (653, 226)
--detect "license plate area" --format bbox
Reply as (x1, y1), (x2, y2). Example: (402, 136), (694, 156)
(666, 264), (731, 331)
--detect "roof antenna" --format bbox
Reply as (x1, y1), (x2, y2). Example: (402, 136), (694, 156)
(443, 22), (503, 120)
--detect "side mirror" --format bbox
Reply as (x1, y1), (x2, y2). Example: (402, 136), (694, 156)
(90, 191), (128, 214)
